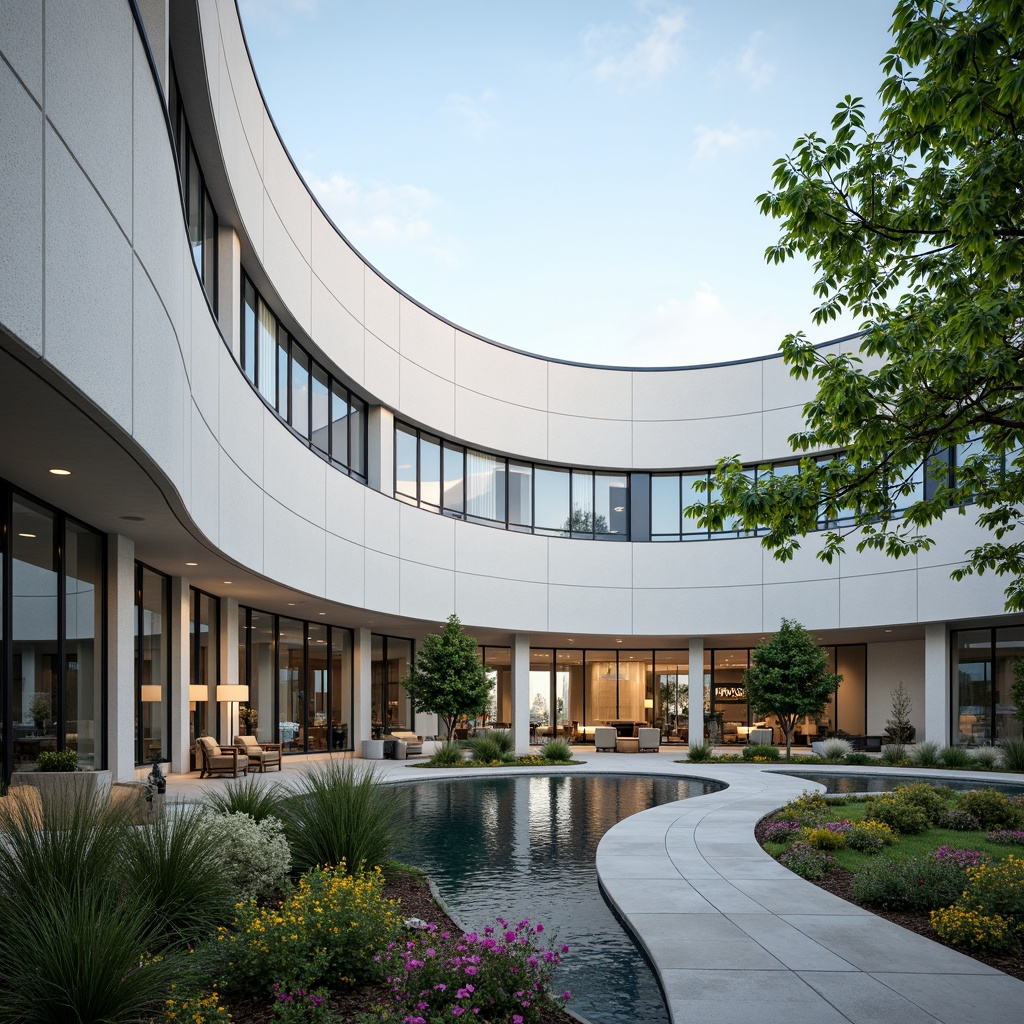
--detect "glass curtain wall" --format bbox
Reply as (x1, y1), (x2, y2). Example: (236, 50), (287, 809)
(370, 635), (413, 736)
(654, 652), (689, 740)
(189, 589), (218, 746)
(240, 274), (368, 480)
(954, 627), (1024, 744)
(7, 494), (105, 775)
(278, 617), (304, 753)
(479, 647), (512, 727)
(135, 564), (169, 764)
(248, 609), (275, 743)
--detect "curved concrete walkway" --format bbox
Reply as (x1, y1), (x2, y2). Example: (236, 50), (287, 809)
(595, 761), (1024, 1024)
(163, 752), (1024, 1024)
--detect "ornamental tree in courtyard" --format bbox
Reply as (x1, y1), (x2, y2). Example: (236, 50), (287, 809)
(743, 619), (841, 760)
(695, 1), (1024, 610)
(403, 614), (493, 742)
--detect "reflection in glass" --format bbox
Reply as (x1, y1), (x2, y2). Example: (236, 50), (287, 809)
(278, 618), (304, 753)
(395, 423), (417, 503)
(257, 297), (276, 407)
(420, 434), (441, 509)
(570, 470), (594, 536)
(508, 462), (532, 529)
(443, 444), (464, 514)
(534, 467), (568, 535)
(308, 623), (328, 752)
(311, 363), (330, 454)
(596, 473), (628, 538)
(137, 565), (169, 764)
(290, 348), (310, 438)
(466, 450), (505, 522)
(331, 628), (353, 750)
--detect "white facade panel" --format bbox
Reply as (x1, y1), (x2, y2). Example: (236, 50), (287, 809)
(218, 450), (265, 572)
(325, 468), (366, 546)
(548, 413), (632, 469)
(311, 276), (363, 385)
(364, 271), (400, 351)
(0, 0), (42, 103)
(262, 110), (312, 262)
(454, 522), (549, 584)
(548, 584), (633, 636)
(262, 494), (326, 596)
(454, 387), (549, 460)
(399, 297), (455, 380)
(363, 330), (401, 409)
(45, 0), (133, 235)
(311, 214), (365, 321)
(762, 579), (840, 632)
(217, 342), (265, 488)
(262, 197), (311, 331)
(189, 403), (220, 544)
(400, 561), (456, 621)
(840, 569), (919, 628)
(455, 574), (549, 633)
(0, 59), (43, 353)
(632, 413), (763, 469)
(548, 538), (632, 590)
(548, 363), (632, 421)
(217, 3), (264, 168)
(399, 358), (456, 436)
(261, 416), (327, 529)
(455, 331), (548, 411)
(364, 549), (400, 613)
(187, 278), (221, 429)
(363, 490), (401, 557)
(44, 128), (133, 431)
(216, 57), (264, 255)
(326, 533), (366, 608)
(399, 504), (456, 571)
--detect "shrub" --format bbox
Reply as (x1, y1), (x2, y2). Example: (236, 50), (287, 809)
(778, 841), (835, 879)
(999, 736), (1024, 772)
(843, 752), (874, 765)
(892, 782), (946, 823)
(762, 820), (802, 843)
(930, 906), (1014, 953)
(971, 745), (1002, 770)
(686, 741), (714, 762)
(909, 740), (940, 767)
(270, 984), (332, 1024)
(933, 846), (987, 868)
(119, 804), (236, 950)
(866, 796), (930, 834)
(879, 743), (907, 766)
(938, 809), (982, 831)
(375, 917), (569, 1024)
(282, 761), (402, 874)
(218, 864), (402, 993)
(428, 741), (466, 767)
(215, 812), (292, 903)
(961, 855), (1024, 926)
(804, 826), (848, 851)
(938, 745), (975, 769)
(954, 789), (1024, 830)
(845, 820), (897, 853)
(161, 986), (233, 1023)
(851, 854), (971, 911)
(35, 749), (79, 772)
(468, 734), (516, 764)
(742, 742), (781, 761)
(540, 738), (574, 764)
(987, 829), (1024, 846)
(775, 790), (828, 824)
(820, 737), (853, 761)
(203, 774), (287, 823)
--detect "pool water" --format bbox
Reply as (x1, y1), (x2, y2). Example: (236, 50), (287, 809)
(394, 773), (720, 1024)
(777, 770), (1024, 797)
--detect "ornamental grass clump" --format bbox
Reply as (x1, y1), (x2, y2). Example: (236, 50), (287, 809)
(216, 863), (402, 994)
(908, 740), (940, 768)
(375, 917), (570, 1024)
(820, 737), (853, 762)
(282, 760), (402, 874)
(938, 744), (975, 770)
(971, 745), (1002, 770)
(468, 733), (516, 765)
(203, 773), (287, 823)
(741, 742), (781, 761)
(428, 741), (466, 768)
(999, 736), (1024, 772)
(879, 742), (907, 766)
(686, 740), (714, 762)
(540, 738), (573, 764)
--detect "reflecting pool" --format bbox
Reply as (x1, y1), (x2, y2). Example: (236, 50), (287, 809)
(777, 770), (1024, 797)
(394, 773), (720, 1024)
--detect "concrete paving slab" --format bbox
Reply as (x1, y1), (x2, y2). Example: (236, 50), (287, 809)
(628, 913), (787, 970)
(728, 877), (872, 916)
(684, 877), (770, 914)
(601, 878), (717, 914)
(658, 969), (852, 1024)
(865, 972), (1024, 1024)
(797, 972), (942, 1024)
(726, 914), (857, 971)
(781, 914), (1003, 975)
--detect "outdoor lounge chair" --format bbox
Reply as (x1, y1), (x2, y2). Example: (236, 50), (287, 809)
(234, 734), (282, 772)
(594, 726), (617, 751)
(637, 727), (660, 752)
(197, 735), (248, 778)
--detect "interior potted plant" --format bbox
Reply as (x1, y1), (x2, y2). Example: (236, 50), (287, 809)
(28, 693), (51, 732)
(239, 705), (258, 738)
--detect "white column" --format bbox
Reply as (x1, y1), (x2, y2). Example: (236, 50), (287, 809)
(511, 634), (531, 755)
(218, 597), (239, 742)
(353, 628), (373, 748)
(169, 577), (191, 774)
(688, 636), (705, 743)
(367, 406), (394, 493)
(923, 622), (950, 746)
(106, 535), (135, 782)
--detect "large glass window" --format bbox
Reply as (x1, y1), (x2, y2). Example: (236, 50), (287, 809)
(655, 652), (689, 740)
(190, 589), (218, 746)
(277, 617), (304, 753)
(596, 473), (628, 538)
(330, 628), (353, 750)
(466, 450), (505, 523)
(420, 434), (442, 510)
(395, 423), (418, 504)
(954, 627), (1024, 745)
(371, 635), (413, 735)
(534, 467), (569, 535)
(507, 462), (532, 530)
(7, 494), (106, 775)
(136, 565), (169, 765)
(290, 347), (310, 439)
(307, 622), (329, 752)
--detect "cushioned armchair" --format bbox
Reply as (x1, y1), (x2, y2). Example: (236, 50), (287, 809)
(234, 734), (282, 773)
(594, 726), (617, 751)
(197, 735), (248, 778)
(637, 727), (661, 752)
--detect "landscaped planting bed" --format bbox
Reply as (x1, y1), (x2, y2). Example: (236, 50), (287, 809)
(757, 785), (1024, 980)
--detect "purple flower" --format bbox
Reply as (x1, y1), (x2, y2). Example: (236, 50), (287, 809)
(452, 1008), (465, 1017)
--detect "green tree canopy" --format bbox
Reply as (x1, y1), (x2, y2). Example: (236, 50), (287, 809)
(697, 0), (1024, 609)
(403, 614), (492, 742)
(743, 619), (841, 759)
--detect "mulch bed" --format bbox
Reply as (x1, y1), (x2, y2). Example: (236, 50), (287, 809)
(222, 870), (576, 1023)
(753, 817), (1024, 982)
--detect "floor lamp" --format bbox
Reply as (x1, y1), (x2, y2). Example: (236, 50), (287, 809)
(216, 684), (250, 742)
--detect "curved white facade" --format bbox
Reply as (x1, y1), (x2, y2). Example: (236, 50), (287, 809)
(1, 0), (1019, 777)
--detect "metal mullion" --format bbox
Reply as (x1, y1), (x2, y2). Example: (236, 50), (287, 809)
(302, 622), (310, 754)
(135, 564), (143, 765)
(56, 513), (66, 753)
(2, 483), (12, 786)
(326, 625), (333, 751)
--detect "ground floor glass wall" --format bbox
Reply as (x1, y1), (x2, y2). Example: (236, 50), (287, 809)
(371, 635), (413, 736)
(5, 488), (105, 778)
(953, 627), (1024, 744)
(135, 564), (169, 764)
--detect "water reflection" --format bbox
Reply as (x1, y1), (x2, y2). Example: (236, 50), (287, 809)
(394, 774), (719, 1024)
(778, 771), (1024, 796)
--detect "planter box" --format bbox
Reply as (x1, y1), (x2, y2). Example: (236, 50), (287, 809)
(11, 769), (112, 806)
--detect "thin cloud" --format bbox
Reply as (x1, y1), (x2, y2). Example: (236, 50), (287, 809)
(238, 0), (317, 34)
(589, 8), (686, 84)
(692, 123), (766, 161)
(715, 33), (775, 91)
(445, 91), (496, 138)
(307, 172), (436, 244)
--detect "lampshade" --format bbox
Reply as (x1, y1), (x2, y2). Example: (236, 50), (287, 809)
(140, 685), (162, 702)
(216, 684), (250, 702)
(188, 685), (208, 702)
(644, 698), (654, 709)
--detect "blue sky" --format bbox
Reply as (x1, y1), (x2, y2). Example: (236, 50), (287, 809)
(237, 0), (896, 367)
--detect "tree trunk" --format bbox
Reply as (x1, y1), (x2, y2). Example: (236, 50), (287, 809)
(783, 719), (795, 761)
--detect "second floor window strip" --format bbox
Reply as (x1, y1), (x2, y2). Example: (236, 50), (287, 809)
(240, 273), (368, 481)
